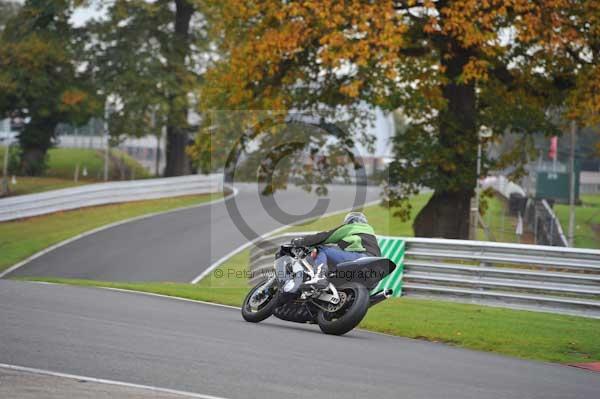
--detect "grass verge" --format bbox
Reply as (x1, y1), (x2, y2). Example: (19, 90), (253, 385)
(280, 194), (431, 236)
(0, 192), (222, 272)
(0, 176), (85, 196)
(44, 147), (150, 180)
(476, 195), (530, 243)
(1, 147), (150, 196)
(555, 194), (600, 249)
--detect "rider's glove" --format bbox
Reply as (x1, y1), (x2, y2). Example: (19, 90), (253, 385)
(291, 237), (303, 247)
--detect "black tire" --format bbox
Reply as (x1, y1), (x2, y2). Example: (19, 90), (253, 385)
(241, 279), (281, 323)
(316, 282), (369, 336)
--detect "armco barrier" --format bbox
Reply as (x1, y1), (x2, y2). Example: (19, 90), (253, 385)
(0, 174), (222, 222)
(249, 233), (600, 318)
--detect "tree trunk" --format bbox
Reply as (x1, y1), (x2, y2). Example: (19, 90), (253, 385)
(164, 0), (193, 177)
(19, 118), (55, 176)
(413, 190), (472, 239)
(165, 124), (191, 176)
(21, 147), (47, 176)
(413, 42), (477, 239)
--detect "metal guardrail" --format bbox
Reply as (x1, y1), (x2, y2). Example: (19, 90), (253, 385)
(249, 233), (600, 318)
(248, 233), (406, 296)
(0, 174), (222, 222)
(532, 199), (569, 247)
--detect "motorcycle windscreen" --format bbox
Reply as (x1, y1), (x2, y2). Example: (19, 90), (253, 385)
(274, 255), (293, 284)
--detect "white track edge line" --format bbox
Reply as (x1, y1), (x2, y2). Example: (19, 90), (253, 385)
(102, 286), (240, 310)
(0, 363), (229, 399)
(22, 280), (240, 310)
(0, 187), (238, 280)
(19, 280), (405, 340)
(189, 198), (380, 284)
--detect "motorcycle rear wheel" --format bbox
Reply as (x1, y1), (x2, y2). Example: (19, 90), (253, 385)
(241, 279), (281, 323)
(316, 282), (369, 336)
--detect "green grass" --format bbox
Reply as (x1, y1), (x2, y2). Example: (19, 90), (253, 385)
(0, 193), (222, 272)
(476, 196), (528, 243)
(555, 194), (600, 249)
(44, 147), (149, 180)
(281, 193), (431, 237)
(43, 147), (106, 179)
(0, 176), (85, 196)
(361, 297), (600, 363)
(1, 147), (150, 196)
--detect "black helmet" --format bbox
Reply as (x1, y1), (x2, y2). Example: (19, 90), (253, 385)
(343, 212), (367, 224)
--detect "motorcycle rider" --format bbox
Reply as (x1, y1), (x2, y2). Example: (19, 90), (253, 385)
(291, 211), (381, 289)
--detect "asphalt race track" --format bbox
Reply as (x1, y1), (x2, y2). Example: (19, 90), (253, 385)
(7, 183), (380, 281)
(1, 281), (599, 399)
(2, 183), (600, 398)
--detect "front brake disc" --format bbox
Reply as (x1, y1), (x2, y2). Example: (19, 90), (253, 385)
(326, 292), (347, 312)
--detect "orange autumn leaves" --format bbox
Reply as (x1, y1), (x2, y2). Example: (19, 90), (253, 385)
(201, 0), (407, 109)
(61, 90), (87, 106)
(201, 0), (599, 124)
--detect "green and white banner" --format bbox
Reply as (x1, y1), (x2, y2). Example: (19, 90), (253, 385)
(371, 236), (405, 297)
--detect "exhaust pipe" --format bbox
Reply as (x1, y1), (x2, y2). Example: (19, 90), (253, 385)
(369, 288), (393, 307)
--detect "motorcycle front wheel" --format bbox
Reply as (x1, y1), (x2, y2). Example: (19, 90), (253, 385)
(316, 282), (369, 336)
(241, 278), (281, 323)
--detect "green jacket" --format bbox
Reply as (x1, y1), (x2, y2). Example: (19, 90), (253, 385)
(295, 223), (381, 255)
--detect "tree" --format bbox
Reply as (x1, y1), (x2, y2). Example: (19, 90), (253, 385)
(0, 0), (99, 175)
(87, 0), (210, 176)
(198, 0), (599, 238)
(0, 1), (21, 30)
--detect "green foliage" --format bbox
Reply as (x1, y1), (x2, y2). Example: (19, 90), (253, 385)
(0, 145), (22, 175)
(0, 1), (20, 30)
(197, 1), (600, 238)
(0, 0), (100, 175)
(86, 1), (171, 138)
(85, 0), (211, 176)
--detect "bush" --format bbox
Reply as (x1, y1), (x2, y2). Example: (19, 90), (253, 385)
(0, 145), (22, 176)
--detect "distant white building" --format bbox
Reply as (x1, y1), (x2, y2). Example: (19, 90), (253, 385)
(0, 119), (17, 141)
(581, 171), (600, 194)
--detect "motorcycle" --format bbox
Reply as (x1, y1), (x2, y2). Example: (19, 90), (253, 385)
(241, 243), (397, 335)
